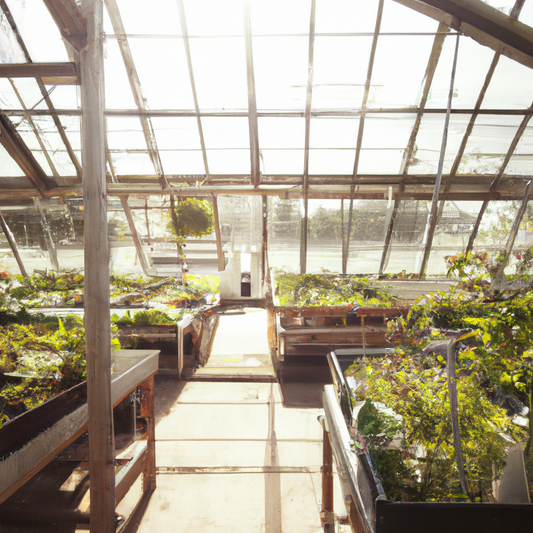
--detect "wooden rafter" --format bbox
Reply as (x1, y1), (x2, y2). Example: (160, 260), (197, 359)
(0, 62), (79, 83)
(344, 0), (384, 274)
(300, 0), (316, 274)
(394, 0), (533, 69)
(0, 210), (27, 278)
(418, 34), (460, 278)
(243, 0), (260, 187)
(437, 0), (525, 221)
(379, 22), (450, 275)
(0, 111), (56, 194)
(176, 0), (210, 179)
(42, 0), (87, 52)
(6, 106), (533, 118)
(0, 0), (82, 179)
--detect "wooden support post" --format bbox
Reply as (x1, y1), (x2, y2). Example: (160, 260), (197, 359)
(140, 377), (156, 492)
(321, 424), (335, 533)
(33, 198), (60, 271)
(0, 210), (28, 278)
(80, 1), (115, 532)
(418, 35), (460, 279)
(447, 339), (469, 499)
(212, 194), (225, 272)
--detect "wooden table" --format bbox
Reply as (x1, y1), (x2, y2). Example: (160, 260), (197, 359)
(0, 349), (159, 510)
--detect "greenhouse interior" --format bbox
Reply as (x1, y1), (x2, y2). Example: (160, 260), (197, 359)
(1, 0), (533, 531)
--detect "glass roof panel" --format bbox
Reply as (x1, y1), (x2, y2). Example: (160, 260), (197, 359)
(184, 0), (245, 36)
(258, 117), (305, 149)
(60, 116), (81, 152)
(519, 0), (533, 26)
(253, 36), (308, 110)
(4, 0), (68, 61)
(250, 0), (312, 35)
(0, 144), (25, 176)
(190, 37), (248, 109)
(368, 35), (434, 108)
(150, 117), (201, 150)
(1, 78), (45, 110)
(47, 85), (80, 110)
(159, 150), (205, 174)
(261, 149), (304, 174)
(380, 0), (439, 33)
(0, 7), (26, 62)
(310, 117), (359, 149)
(358, 149), (404, 174)
(315, 0), (378, 34)
(506, 126), (533, 176)
(362, 114), (416, 150)
(206, 149), (250, 174)
(409, 114), (471, 175)
(312, 36), (372, 109)
(309, 149), (355, 174)
(109, 151), (155, 175)
(103, 38), (137, 109)
(106, 117), (149, 151)
(202, 117), (250, 149)
(481, 54), (533, 109)
(426, 35), (496, 110)
(128, 38), (195, 109)
(113, 0), (181, 36)
(458, 115), (524, 174)
(0, 79), (21, 108)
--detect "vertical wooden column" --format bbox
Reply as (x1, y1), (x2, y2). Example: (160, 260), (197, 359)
(140, 378), (157, 492)
(80, 1), (115, 531)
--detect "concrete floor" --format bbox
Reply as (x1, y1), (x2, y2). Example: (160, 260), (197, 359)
(128, 379), (345, 532)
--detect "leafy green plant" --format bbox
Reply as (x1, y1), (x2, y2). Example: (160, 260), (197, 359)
(112, 309), (177, 326)
(274, 271), (396, 307)
(166, 198), (214, 242)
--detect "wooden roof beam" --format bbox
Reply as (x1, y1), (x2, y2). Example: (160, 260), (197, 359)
(243, 0), (260, 188)
(395, 0), (533, 69)
(42, 0), (87, 52)
(0, 111), (56, 194)
(0, 62), (79, 84)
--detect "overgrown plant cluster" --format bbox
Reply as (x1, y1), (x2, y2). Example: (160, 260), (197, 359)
(0, 271), (219, 426)
(353, 248), (533, 502)
(273, 271), (396, 307)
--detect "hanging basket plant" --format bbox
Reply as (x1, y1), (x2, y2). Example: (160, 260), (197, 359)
(166, 198), (214, 242)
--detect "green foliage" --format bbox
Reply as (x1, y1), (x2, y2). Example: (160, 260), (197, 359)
(166, 198), (214, 240)
(274, 271), (396, 307)
(355, 352), (524, 501)
(112, 309), (176, 326)
(0, 316), (86, 413)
